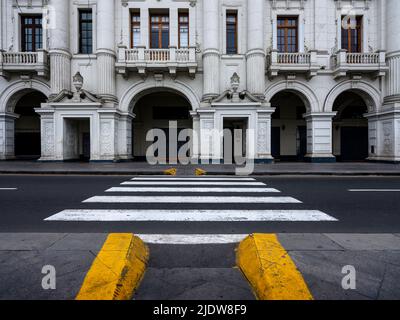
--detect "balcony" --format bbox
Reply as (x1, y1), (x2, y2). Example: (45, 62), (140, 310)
(0, 50), (49, 79)
(267, 50), (320, 79)
(116, 46), (198, 78)
(332, 50), (388, 79)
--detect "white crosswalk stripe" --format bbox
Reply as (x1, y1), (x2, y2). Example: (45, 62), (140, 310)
(106, 187), (281, 193)
(83, 196), (301, 204)
(121, 181), (266, 186)
(45, 209), (337, 222)
(45, 176), (338, 223)
(131, 177), (256, 181)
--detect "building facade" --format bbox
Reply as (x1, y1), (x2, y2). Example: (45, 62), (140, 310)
(0, 0), (399, 163)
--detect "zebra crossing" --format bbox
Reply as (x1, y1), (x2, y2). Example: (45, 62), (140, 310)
(45, 176), (338, 222)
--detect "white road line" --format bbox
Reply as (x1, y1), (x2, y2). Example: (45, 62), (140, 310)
(45, 209), (337, 222)
(121, 181), (266, 186)
(83, 196), (301, 204)
(135, 234), (248, 244)
(106, 187), (281, 193)
(349, 189), (400, 192)
(131, 177), (256, 181)
(0, 188), (17, 191)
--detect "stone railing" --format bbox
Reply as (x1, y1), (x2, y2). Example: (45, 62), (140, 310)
(267, 49), (319, 78)
(277, 52), (311, 64)
(0, 50), (49, 78)
(117, 46), (197, 77)
(332, 49), (388, 78)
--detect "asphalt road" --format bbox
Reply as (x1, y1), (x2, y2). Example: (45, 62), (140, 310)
(0, 175), (400, 233)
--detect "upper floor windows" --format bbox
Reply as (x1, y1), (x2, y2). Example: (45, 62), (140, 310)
(277, 17), (298, 53)
(21, 15), (42, 52)
(79, 9), (93, 54)
(150, 14), (170, 49)
(131, 11), (141, 48)
(178, 11), (189, 48)
(341, 16), (363, 53)
(226, 11), (238, 54)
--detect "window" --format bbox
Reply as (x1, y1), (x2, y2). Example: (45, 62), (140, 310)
(226, 11), (238, 54)
(79, 9), (93, 54)
(178, 12), (189, 48)
(341, 16), (362, 53)
(21, 15), (42, 52)
(150, 14), (170, 49)
(131, 11), (141, 48)
(277, 17), (298, 53)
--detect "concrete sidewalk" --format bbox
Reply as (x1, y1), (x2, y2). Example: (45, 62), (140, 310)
(0, 161), (400, 176)
(0, 233), (399, 300)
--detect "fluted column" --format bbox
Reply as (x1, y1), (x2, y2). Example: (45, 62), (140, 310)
(202, 0), (220, 101)
(49, 0), (71, 97)
(246, 0), (265, 98)
(97, 0), (117, 103)
(385, 0), (400, 100)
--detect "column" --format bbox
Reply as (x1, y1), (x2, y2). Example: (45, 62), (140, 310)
(371, 0), (400, 163)
(202, 0), (220, 101)
(48, 0), (71, 97)
(190, 111), (200, 162)
(386, 0), (400, 99)
(97, 0), (117, 103)
(0, 113), (19, 160)
(117, 113), (135, 161)
(304, 112), (337, 163)
(256, 108), (275, 163)
(246, 0), (265, 98)
(35, 107), (56, 161)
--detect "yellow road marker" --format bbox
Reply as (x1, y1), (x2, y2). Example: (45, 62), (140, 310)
(164, 168), (177, 176)
(237, 234), (313, 300)
(195, 168), (207, 176)
(76, 233), (149, 300)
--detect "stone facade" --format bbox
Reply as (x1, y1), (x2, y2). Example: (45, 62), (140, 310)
(0, 0), (399, 162)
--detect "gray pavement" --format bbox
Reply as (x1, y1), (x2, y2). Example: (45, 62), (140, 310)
(283, 234), (400, 300)
(0, 233), (399, 300)
(0, 233), (106, 300)
(0, 160), (400, 175)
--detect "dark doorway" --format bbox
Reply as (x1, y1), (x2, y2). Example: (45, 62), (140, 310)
(82, 132), (91, 161)
(14, 91), (46, 159)
(297, 126), (307, 160)
(271, 91), (307, 161)
(340, 127), (368, 161)
(133, 91), (192, 160)
(333, 91), (369, 162)
(271, 127), (281, 159)
(223, 118), (248, 164)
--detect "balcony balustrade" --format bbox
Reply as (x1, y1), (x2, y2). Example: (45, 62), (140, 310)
(0, 50), (49, 79)
(332, 50), (388, 79)
(116, 46), (197, 77)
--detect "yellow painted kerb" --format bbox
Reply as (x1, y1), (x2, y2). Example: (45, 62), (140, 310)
(237, 234), (313, 300)
(76, 233), (149, 300)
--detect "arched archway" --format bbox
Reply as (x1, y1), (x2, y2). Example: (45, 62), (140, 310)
(324, 80), (380, 113)
(332, 91), (369, 161)
(265, 80), (320, 113)
(269, 90), (309, 162)
(119, 80), (200, 114)
(131, 89), (192, 160)
(13, 91), (47, 159)
(0, 81), (49, 160)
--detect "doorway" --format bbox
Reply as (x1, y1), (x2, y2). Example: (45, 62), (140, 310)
(223, 118), (248, 164)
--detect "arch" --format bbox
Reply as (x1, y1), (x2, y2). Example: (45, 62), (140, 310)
(119, 80), (201, 113)
(0, 80), (50, 113)
(324, 80), (381, 113)
(265, 80), (320, 113)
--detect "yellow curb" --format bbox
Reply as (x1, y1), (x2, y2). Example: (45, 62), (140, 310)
(76, 233), (149, 300)
(164, 168), (177, 176)
(195, 168), (207, 176)
(237, 234), (313, 300)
